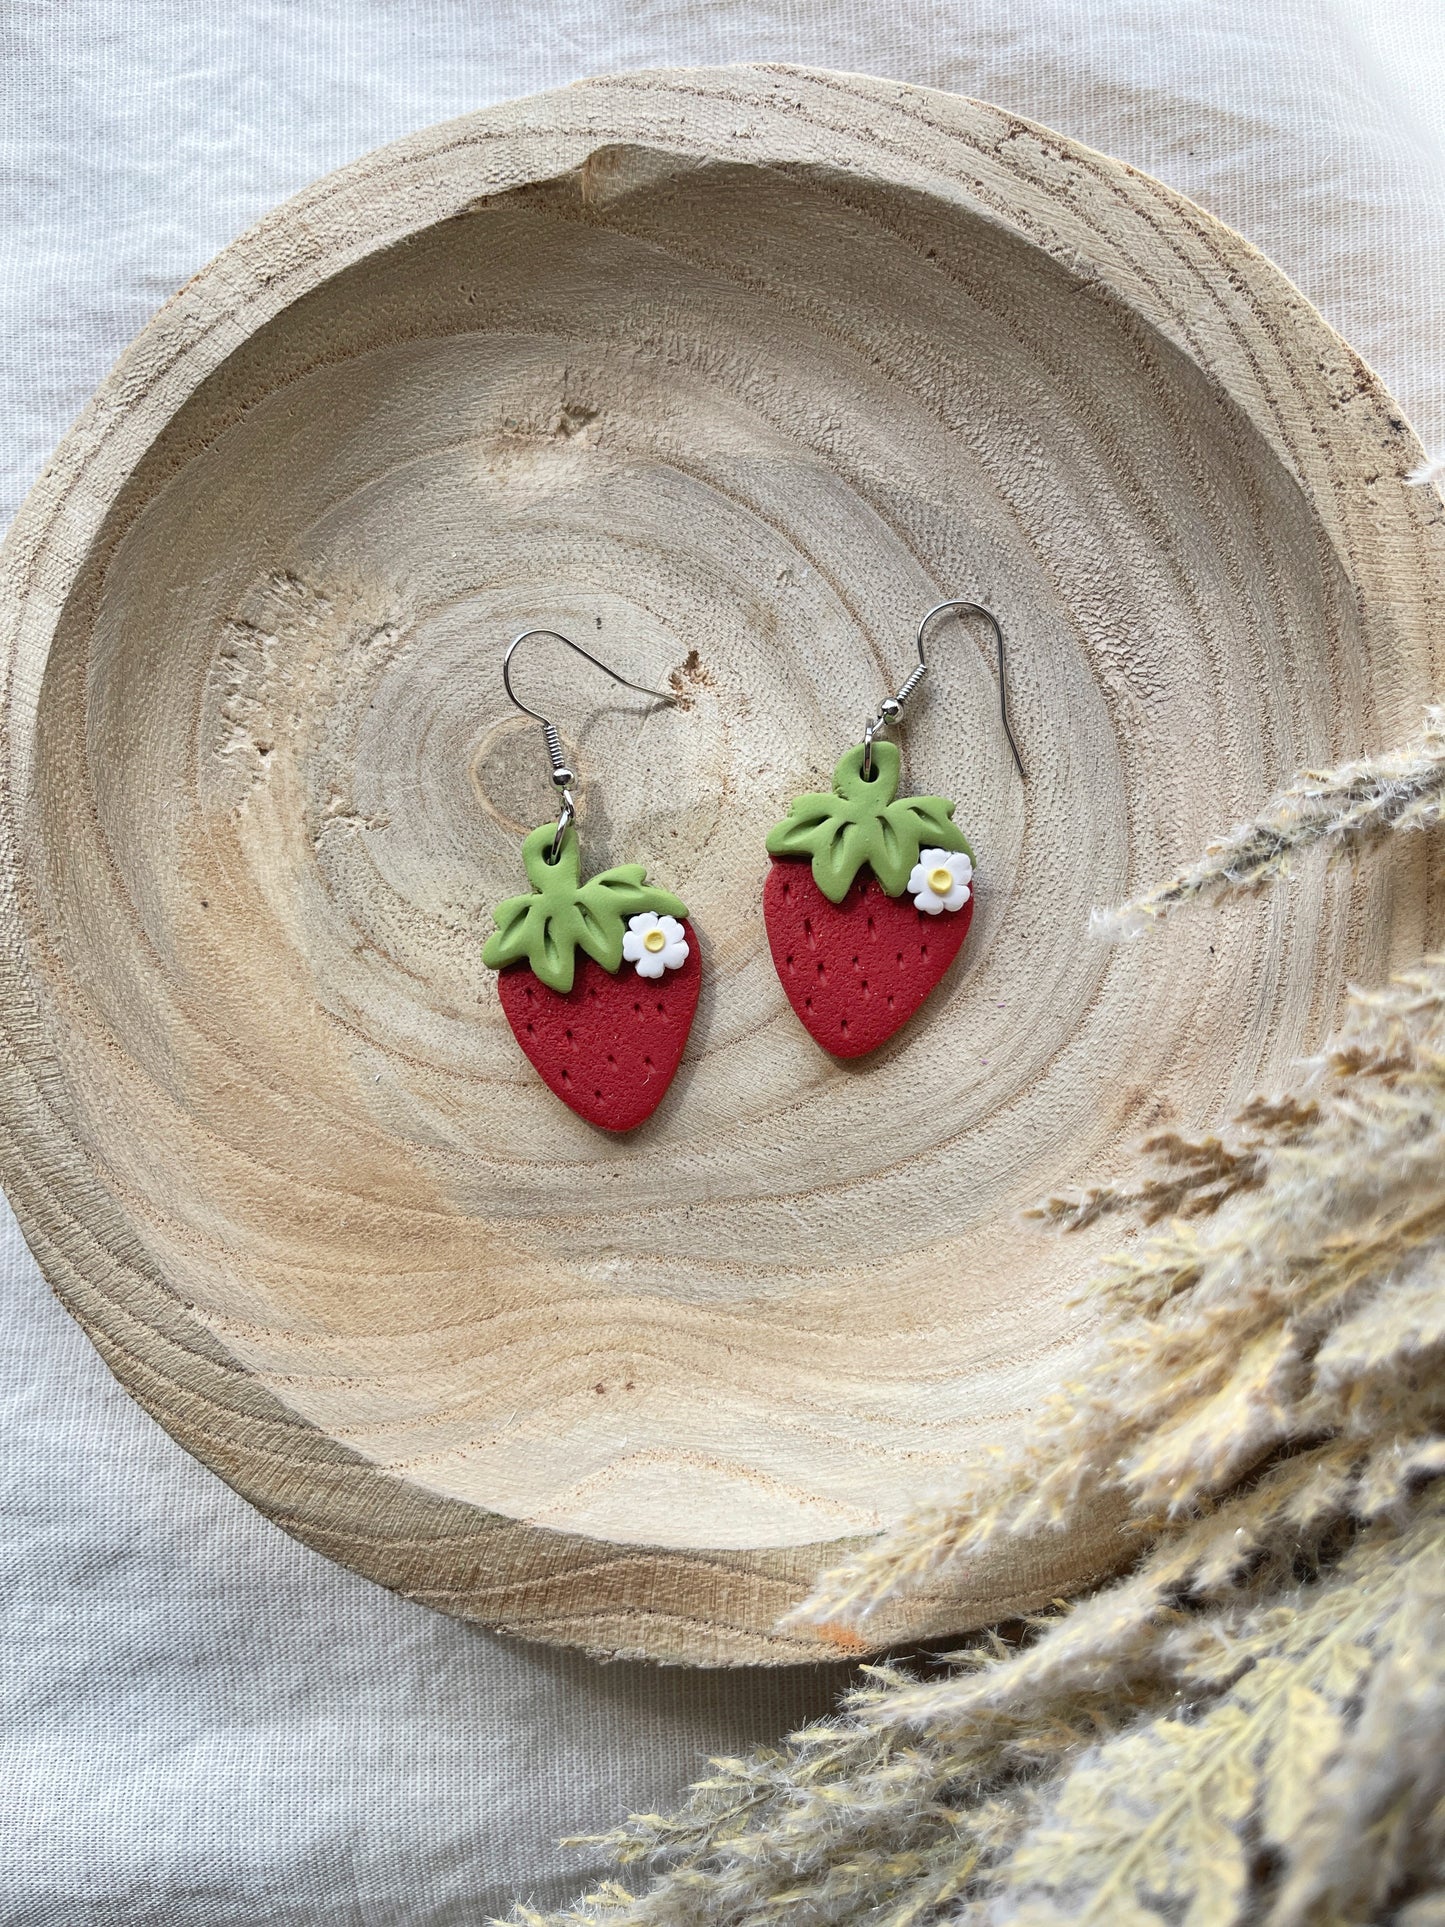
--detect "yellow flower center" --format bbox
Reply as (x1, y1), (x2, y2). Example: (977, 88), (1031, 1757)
(644, 926), (668, 953)
(928, 866), (955, 896)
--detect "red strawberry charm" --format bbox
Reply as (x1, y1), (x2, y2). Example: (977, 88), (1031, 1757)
(483, 823), (698, 1130)
(764, 741), (974, 1058)
(764, 861), (973, 1059)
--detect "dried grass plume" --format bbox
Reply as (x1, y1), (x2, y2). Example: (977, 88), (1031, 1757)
(1093, 707), (1445, 939)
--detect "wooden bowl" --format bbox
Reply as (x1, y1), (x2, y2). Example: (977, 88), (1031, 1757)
(2, 68), (1440, 1664)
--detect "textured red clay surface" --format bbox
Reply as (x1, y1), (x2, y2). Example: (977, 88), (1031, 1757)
(763, 858), (973, 1058)
(497, 923), (701, 1131)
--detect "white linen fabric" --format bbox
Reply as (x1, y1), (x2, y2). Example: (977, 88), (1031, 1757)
(2, 5), (1442, 1921)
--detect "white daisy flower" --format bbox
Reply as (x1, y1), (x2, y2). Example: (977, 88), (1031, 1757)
(622, 911), (689, 978)
(908, 847), (973, 915)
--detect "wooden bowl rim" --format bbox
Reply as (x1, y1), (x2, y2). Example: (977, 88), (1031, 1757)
(1, 65), (1439, 1665)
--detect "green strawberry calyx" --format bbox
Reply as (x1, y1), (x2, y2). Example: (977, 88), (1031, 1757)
(482, 823), (688, 995)
(765, 741), (970, 904)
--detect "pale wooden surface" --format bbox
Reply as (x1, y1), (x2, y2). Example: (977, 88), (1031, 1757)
(1, 67), (1441, 1664)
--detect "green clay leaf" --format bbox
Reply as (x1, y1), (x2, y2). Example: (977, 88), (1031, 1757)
(869, 810), (914, 896)
(537, 907), (576, 986)
(581, 865), (688, 922)
(764, 793), (840, 857)
(889, 793), (968, 851)
(804, 820), (860, 904)
(481, 823), (689, 993)
(571, 893), (620, 974)
(764, 740), (969, 901)
(479, 895), (540, 973)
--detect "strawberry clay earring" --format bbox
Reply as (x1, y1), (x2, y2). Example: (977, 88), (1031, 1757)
(763, 600), (1024, 1059)
(481, 630), (700, 1131)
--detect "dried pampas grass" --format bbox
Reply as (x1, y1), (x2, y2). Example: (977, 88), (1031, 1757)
(508, 714), (1445, 1927)
(1092, 707), (1445, 938)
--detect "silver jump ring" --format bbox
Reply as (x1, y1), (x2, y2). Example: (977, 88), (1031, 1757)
(548, 790), (576, 863)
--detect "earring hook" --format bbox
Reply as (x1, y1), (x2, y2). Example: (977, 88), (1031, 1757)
(502, 629), (677, 860)
(861, 599), (1025, 782)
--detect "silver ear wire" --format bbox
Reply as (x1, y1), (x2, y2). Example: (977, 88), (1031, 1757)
(861, 600), (1025, 782)
(501, 629), (677, 860)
